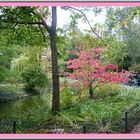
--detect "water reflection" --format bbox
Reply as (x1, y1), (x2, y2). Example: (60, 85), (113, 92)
(0, 90), (51, 120)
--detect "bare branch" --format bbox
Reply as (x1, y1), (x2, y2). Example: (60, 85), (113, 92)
(1, 20), (43, 25)
(31, 10), (51, 33)
(41, 19), (51, 33)
(38, 24), (46, 42)
(65, 6), (105, 45)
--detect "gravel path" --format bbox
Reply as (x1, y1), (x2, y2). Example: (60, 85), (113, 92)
(131, 122), (140, 133)
(123, 85), (140, 90)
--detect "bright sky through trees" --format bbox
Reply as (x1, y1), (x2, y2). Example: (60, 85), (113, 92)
(57, 7), (106, 32)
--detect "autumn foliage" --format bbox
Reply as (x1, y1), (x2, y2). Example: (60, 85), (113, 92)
(64, 47), (133, 98)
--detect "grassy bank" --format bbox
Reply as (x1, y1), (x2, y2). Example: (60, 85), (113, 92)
(1, 84), (140, 133)
(0, 84), (40, 101)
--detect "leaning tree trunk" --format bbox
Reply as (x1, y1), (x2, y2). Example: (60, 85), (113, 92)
(50, 7), (60, 112)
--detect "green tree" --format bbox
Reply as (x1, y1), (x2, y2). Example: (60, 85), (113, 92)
(104, 7), (140, 70)
(103, 37), (128, 70)
(124, 22), (140, 66)
(22, 64), (48, 90)
(0, 6), (60, 112)
(0, 29), (21, 82)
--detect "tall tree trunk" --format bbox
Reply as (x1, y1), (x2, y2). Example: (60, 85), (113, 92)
(50, 7), (60, 112)
(89, 81), (93, 98)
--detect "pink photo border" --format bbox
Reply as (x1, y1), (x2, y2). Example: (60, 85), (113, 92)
(0, 2), (140, 6)
(0, 1), (140, 139)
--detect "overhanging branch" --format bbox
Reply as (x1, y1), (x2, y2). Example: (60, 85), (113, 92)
(38, 24), (46, 42)
(65, 6), (105, 45)
(31, 10), (51, 33)
(1, 20), (43, 25)
(41, 19), (51, 33)
(1, 18), (51, 36)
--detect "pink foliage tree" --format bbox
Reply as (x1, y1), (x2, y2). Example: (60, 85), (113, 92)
(64, 47), (133, 98)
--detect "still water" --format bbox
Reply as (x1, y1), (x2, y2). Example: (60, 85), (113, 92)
(0, 92), (51, 120)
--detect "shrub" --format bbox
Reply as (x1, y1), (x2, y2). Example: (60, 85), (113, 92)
(0, 85), (18, 94)
(0, 66), (10, 83)
(60, 86), (74, 109)
(21, 65), (48, 90)
(94, 84), (122, 99)
(0, 85), (18, 101)
(129, 65), (140, 73)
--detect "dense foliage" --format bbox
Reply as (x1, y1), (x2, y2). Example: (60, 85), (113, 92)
(22, 65), (48, 90)
(0, 6), (140, 134)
